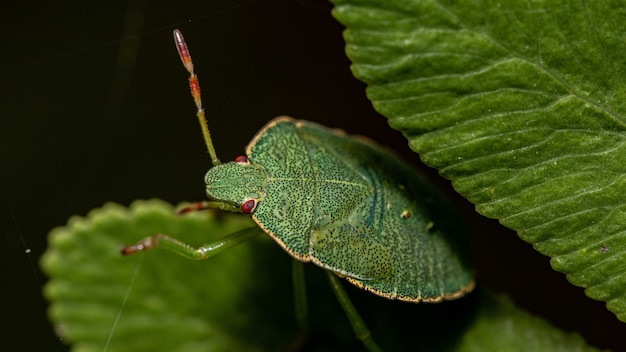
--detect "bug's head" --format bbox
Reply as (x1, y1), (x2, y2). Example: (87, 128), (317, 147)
(204, 159), (267, 213)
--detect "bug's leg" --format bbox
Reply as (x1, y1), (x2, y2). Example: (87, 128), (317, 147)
(292, 260), (309, 330)
(178, 201), (243, 215)
(121, 226), (261, 259)
(325, 271), (383, 352)
(283, 260), (312, 351)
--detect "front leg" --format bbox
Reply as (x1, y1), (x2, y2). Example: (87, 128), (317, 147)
(121, 227), (262, 259)
(177, 200), (244, 215)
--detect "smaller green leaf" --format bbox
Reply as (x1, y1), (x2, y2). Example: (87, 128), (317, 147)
(41, 199), (298, 352)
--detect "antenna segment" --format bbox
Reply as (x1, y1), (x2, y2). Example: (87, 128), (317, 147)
(173, 29), (221, 166)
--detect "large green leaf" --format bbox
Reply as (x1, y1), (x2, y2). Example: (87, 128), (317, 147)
(41, 200), (603, 351)
(331, 0), (626, 322)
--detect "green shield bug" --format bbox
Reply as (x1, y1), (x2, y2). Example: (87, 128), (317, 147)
(122, 29), (474, 351)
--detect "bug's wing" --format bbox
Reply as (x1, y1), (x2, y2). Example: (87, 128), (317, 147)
(295, 120), (473, 301)
(309, 200), (392, 280)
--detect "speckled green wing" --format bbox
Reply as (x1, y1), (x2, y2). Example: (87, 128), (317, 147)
(248, 117), (473, 302)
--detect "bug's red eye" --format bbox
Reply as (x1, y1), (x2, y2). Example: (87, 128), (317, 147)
(234, 155), (248, 163)
(241, 199), (257, 214)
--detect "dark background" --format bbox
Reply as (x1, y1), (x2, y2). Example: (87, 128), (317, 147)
(1, 0), (623, 350)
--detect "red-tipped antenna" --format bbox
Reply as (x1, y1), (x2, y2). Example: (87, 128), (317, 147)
(173, 29), (221, 166)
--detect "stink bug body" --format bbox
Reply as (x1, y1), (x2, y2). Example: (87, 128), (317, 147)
(210, 116), (474, 302)
(122, 30), (474, 351)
